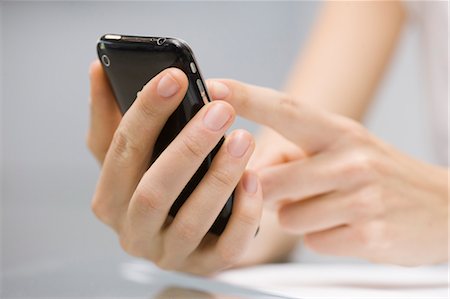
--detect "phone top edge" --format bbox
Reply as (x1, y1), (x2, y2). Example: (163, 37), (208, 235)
(97, 34), (198, 70)
(98, 34), (190, 49)
(96, 34), (210, 102)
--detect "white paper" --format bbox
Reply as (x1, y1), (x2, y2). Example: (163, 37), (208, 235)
(218, 263), (449, 299)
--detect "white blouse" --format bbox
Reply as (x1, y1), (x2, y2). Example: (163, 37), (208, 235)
(406, 1), (448, 166)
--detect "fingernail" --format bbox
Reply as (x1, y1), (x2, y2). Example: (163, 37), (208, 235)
(227, 131), (251, 158)
(212, 81), (230, 100)
(157, 72), (180, 98)
(203, 102), (231, 131)
(243, 172), (258, 194)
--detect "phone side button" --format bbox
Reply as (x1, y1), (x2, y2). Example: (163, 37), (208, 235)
(196, 79), (209, 104)
(190, 62), (197, 73)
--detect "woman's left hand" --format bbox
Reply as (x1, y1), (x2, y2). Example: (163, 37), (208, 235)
(207, 79), (448, 266)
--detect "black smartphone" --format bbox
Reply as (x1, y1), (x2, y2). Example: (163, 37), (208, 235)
(97, 34), (232, 235)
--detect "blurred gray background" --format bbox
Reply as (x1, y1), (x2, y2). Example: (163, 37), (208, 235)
(1, 1), (436, 293)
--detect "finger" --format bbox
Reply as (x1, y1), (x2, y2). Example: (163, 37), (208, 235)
(87, 60), (121, 164)
(92, 68), (188, 228)
(125, 101), (235, 242)
(189, 171), (263, 273)
(303, 225), (361, 257)
(206, 79), (350, 155)
(278, 191), (351, 234)
(161, 130), (255, 265)
(259, 153), (340, 204)
(305, 222), (389, 262)
(247, 127), (305, 171)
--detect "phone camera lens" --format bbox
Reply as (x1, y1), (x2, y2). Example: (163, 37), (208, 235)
(101, 54), (110, 67)
(156, 38), (166, 46)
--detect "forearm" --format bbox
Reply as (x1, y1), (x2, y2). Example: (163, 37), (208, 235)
(284, 1), (406, 120)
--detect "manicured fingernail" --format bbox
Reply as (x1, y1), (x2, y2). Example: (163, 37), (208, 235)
(243, 172), (258, 194)
(203, 102), (231, 131)
(157, 72), (180, 98)
(212, 81), (230, 99)
(227, 131), (251, 158)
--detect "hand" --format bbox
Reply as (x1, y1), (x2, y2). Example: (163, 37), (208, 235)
(86, 61), (263, 275)
(206, 79), (448, 266)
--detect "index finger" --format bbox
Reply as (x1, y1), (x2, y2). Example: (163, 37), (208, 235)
(92, 68), (189, 228)
(206, 79), (351, 155)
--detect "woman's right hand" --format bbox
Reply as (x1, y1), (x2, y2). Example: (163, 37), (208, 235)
(86, 61), (263, 275)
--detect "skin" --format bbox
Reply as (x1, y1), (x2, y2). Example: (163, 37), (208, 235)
(216, 0), (414, 265)
(227, 0), (427, 264)
(87, 62), (263, 275)
(217, 1), (448, 265)
(206, 79), (449, 266)
(284, 1), (406, 120)
(87, 1), (448, 271)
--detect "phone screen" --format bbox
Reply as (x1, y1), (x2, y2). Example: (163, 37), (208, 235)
(97, 36), (232, 235)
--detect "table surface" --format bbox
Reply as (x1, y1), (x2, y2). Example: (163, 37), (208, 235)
(2, 256), (448, 298)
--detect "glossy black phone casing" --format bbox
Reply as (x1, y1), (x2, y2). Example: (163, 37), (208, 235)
(97, 35), (233, 235)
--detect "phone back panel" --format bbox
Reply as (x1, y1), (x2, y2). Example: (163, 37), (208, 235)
(97, 35), (232, 235)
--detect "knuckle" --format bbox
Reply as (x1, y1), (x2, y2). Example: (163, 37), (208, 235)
(277, 95), (300, 120)
(353, 186), (386, 218)
(342, 151), (378, 184)
(172, 219), (199, 243)
(357, 222), (390, 252)
(118, 230), (152, 259)
(119, 234), (143, 258)
(133, 187), (165, 215)
(209, 168), (236, 189)
(353, 189), (376, 214)
(110, 127), (142, 163)
(179, 132), (206, 160)
(136, 93), (160, 120)
(91, 196), (113, 225)
(279, 94), (299, 109)
(118, 234), (133, 255)
(90, 198), (104, 220)
(349, 195), (376, 220)
(235, 208), (260, 228)
(216, 244), (243, 266)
